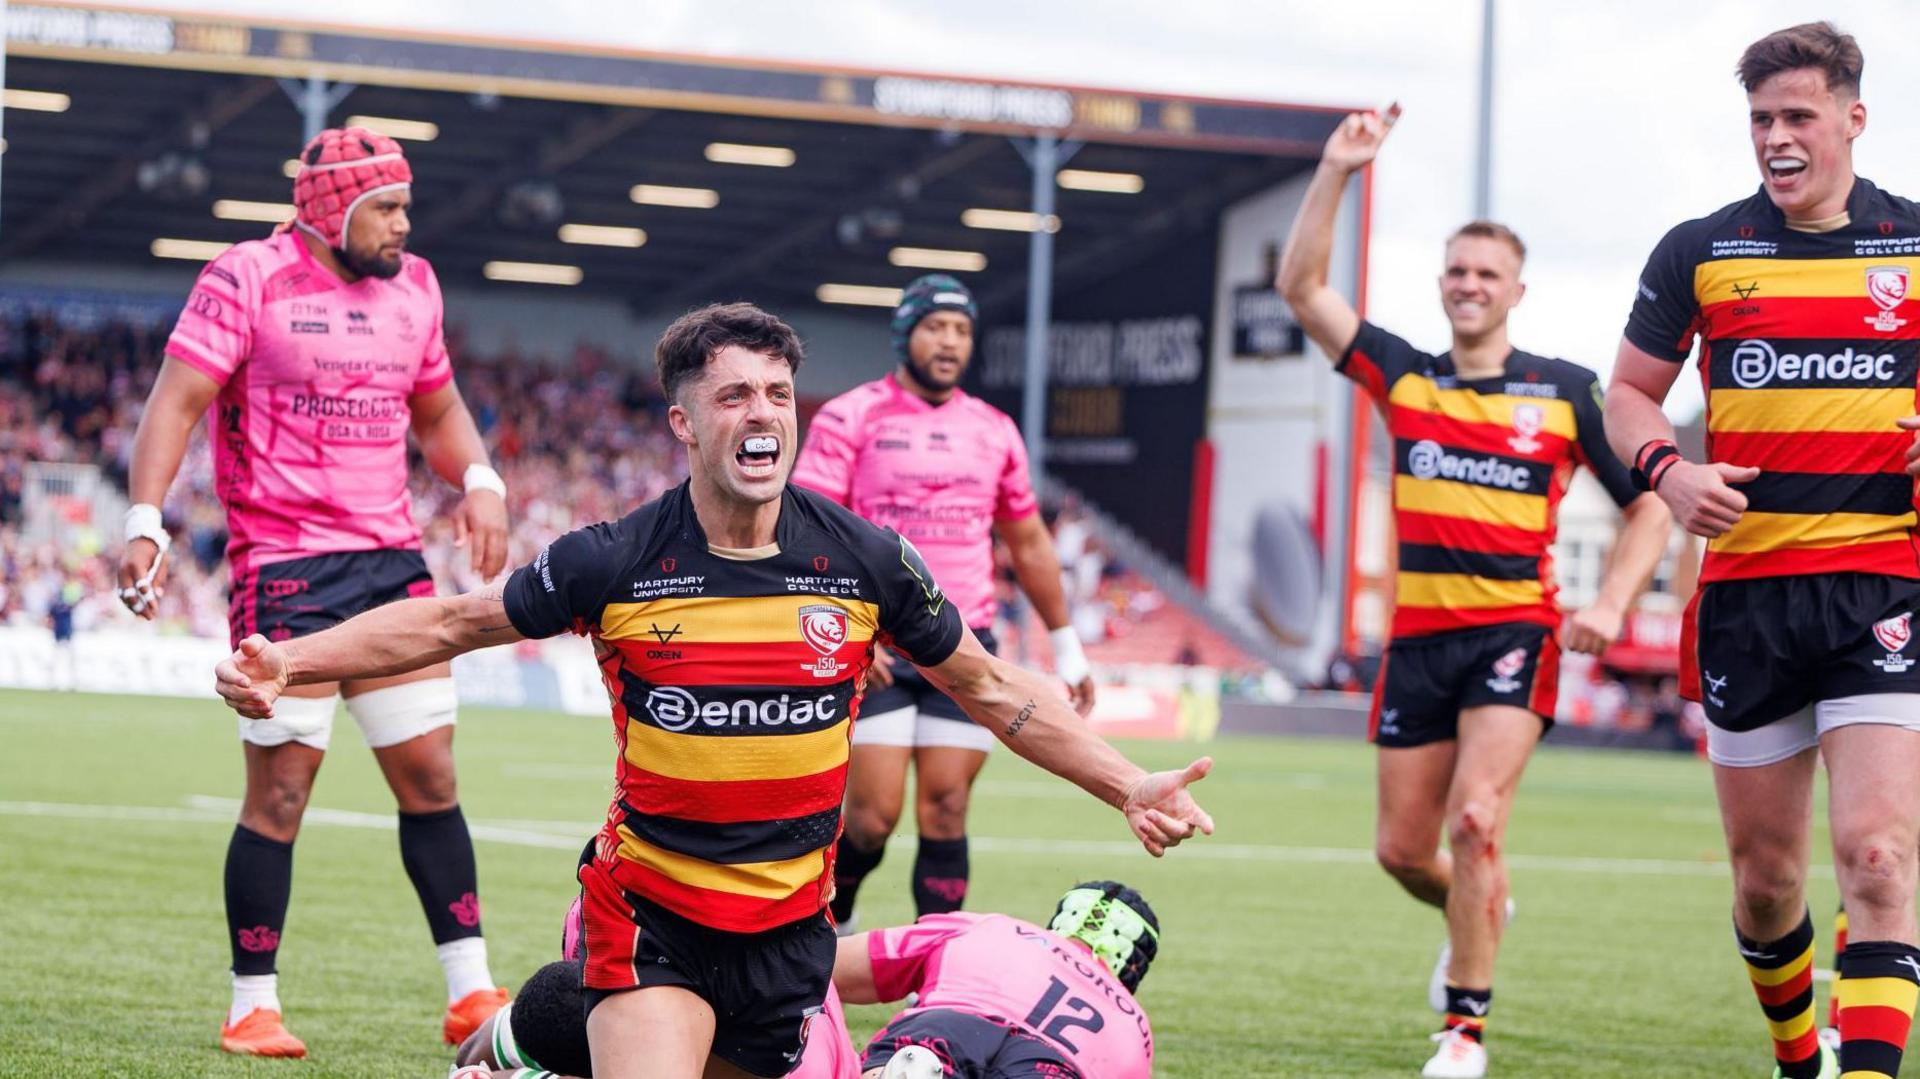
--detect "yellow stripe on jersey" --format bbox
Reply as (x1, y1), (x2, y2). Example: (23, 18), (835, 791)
(1394, 475), (1547, 533)
(1711, 511), (1919, 555)
(1697, 256), (1920, 303)
(614, 824), (824, 898)
(625, 717), (852, 783)
(1387, 374), (1578, 438)
(1708, 387), (1914, 434)
(601, 595), (880, 645)
(1837, 976), (1920, 1013)
(1396, 572), (1544, 610)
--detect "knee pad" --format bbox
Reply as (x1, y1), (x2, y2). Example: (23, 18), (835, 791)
(346, 678), (458, 748)
(238, 693), (338, 750)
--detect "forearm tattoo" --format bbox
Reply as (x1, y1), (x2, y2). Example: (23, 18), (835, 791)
(474, 582), (515, 634)
(1006, 698), (1038, 737)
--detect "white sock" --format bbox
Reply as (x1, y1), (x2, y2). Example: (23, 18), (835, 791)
(229, 973), (281, 1025)
(438, 937), (496, 1002)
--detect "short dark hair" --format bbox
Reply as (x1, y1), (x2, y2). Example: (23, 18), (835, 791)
(1447, 220), (1526, 264)
(655, 302), (805, 401)
(1737, 22), (1862, 97)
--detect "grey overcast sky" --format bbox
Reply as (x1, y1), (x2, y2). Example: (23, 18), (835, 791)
(105, 0), (1920, 419)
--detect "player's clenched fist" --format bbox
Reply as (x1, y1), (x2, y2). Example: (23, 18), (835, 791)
(1897, 415), (1920, 478)
(216, 634), (292, 720)
(1120, 757), (1216, 857)
(1656, 460), (1759, 538)
(1320, 102), (1401, 176)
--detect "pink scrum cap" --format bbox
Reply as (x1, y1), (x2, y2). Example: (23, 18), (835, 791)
(289, 126), (411, 248)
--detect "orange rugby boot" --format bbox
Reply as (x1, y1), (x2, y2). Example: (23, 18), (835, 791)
(219, 1008), (308, 1057)
(442, 986), (510, 1044)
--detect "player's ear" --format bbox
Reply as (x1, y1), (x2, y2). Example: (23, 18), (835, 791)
(1848, 98), (1867, 140)
(666, 401), (696, 446)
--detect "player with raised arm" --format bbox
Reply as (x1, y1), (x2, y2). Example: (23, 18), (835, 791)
(1277, 105), (1671, 1077)
(117, 126), (510, 1056)
(212, 303), (1212, 1079)
(1605, 23), (1920, 1079)
(793, 274), (1094, 931)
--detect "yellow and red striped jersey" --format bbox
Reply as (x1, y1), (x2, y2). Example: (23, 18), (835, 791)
(504, 482), (962, 933)
(1341, 321), (1639, 639)
(1627, 179), (1920, 583)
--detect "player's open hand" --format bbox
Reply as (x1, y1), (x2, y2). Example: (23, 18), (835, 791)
(455, 489), (509, 580)
(216, 634), (291, 720)
(1563, 602), (1625, 655)
(1321, 102), (1401, 176)
(116, 539), (168, 620)
(1120, 757), (1215, 857)
(1656, 460), (1757, 538)
(1897, 416), (1920, 478)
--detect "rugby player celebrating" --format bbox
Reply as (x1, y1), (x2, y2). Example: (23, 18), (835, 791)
(1606, 22), (1920, 1079)
(213, 303), (1213, 1079)
(1279, 105), (1670, 1077)
(119, 126), (510, 1056)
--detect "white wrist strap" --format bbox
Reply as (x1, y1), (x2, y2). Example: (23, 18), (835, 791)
(1049, 626), (1090, 685)
(123, 503), (171, 555)
(462, 462), (506, 498)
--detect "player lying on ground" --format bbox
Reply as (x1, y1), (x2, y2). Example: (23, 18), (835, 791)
(214, 302), (1212, 1079)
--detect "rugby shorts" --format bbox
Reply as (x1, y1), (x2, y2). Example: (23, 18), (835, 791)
(863, 1008), (1084, 1078)
(227, 548), (434, 649)
(1368, 622), (1559, 748)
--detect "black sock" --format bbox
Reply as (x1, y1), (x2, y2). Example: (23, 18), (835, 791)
(831, 834), (886, 923)
(1442, 985), (1491, 1043)
(225, 825), (293, 976)
(912, 835), (970, 916)
(398, 805), (483, 943)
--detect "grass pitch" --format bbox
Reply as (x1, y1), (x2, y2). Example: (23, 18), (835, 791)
(0, 687), (1879, 1076)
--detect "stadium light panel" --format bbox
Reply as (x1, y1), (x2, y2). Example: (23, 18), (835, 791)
(1058, 168), (1145, 194)
(559, 223), (647, 248)
(152, 238), (234, 261)
(888, 247), (987, 272)
(961, 208), (1062, 233)
(484, 261), (583, 286)
(4, 89), (70, 112)
(704, 142), (796, 167)
(630, 184), (721, 209)
(213, 199), (295, 223)
(345, 114), (439, 141)
(816, 283), (904, 307)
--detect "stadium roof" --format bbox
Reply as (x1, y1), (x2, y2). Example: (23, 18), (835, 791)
(2, 2), (1348, 316)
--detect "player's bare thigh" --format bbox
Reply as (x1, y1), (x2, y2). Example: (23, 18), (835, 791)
(346, 662), (458, 812)
(1447, 704), (1542, 834)
(1713, 742), (1818, 940)
(845, 742), (913, 845)
(913, 745), (988, 840)
(1376, 740), (1455, 871)
(586, 985), (715, 1079)
(1822, 721), (1920, 943)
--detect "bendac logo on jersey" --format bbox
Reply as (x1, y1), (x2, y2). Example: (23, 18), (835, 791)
(1486, 647), (1528, 693)
(1508, 404), (1544, 454)
(798, 603), (849, 678)
(1874, 612), (1914, 673)
(1866, 265), (1910, 333)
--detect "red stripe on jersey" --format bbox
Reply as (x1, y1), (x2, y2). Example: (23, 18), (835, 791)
(606, 851), (830, 934)
(1396, 511), (1543, 556)
(1703, 537), (1920, 582)
(1710, 430), (1907, 475)
(1387, 403), (1572, 461)
(1391, 603), (1558, 638)
(1346, 349), (1389, 402)
(607, 637), (869, 687)
(622, 763), (849, 825)
(1700, 296), (1920, 340)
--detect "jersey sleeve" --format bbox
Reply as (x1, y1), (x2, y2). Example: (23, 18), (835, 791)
(1336, 321), (1428, 403)
(1623, 223), (1703, 363)
(412, 261), (454, 397)
(503, 518), (632, 639)
(866, 913), (975, 1002)
(162, 247), (259, 386)
(790, 396), (861, 506)
(994, 412), (1040, 522)
(868, 529), (964, 667)
(1570, 374), (1641, 509)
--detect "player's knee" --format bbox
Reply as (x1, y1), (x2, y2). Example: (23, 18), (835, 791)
(1375, 838), (1436, 883)
(1446, 798), (1503, 860)
(246, 780), (311, 837)
(844, 802), (900, 848)
(1838, 832), (1917, 910)
(1730, 857), (1805, 920)
(917, 783), (971, 835)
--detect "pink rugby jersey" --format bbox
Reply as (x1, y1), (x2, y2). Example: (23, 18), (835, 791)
(793, 375), (1037, 630)
(868, 912), (1154, 1078)
(793, 982), (860, 1079)
(163, 231), (452, 575)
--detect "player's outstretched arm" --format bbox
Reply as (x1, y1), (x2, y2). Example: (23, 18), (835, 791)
(993, 513), (1095, 714)
(919, 633), (1214, 856)
(216, 582), (521, 719)
(1276, 103), (1399, 360)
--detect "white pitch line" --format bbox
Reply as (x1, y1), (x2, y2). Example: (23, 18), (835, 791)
(0, 796), (1837, 880)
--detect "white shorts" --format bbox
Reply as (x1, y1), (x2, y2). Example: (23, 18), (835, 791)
(237, 678), (459, 751)
(1707, 693), (1920, 767)
(850, 705), (996, 753)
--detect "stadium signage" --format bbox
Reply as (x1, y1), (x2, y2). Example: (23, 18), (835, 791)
(8, 3), (171, 53)
(1230, 284), (1305, 359)
(1728, 339), (1897, 389)
(873, 77), (1073, 128)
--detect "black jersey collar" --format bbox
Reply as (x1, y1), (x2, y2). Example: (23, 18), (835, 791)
(1755, 174), (1875, 227)
(671, 479), (802, 551)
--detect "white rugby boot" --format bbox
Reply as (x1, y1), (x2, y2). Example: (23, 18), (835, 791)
(883, 1045), (946, 1078)
(1421, 1028), (1488, 1078)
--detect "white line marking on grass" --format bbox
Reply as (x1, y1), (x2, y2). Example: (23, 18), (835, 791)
(0, 798), (1833, 881)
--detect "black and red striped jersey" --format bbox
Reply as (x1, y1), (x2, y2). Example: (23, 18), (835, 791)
(503, 481), (964, 933)
(1626, 178), (1920, 583)
(1341, 321), (1639, 639)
